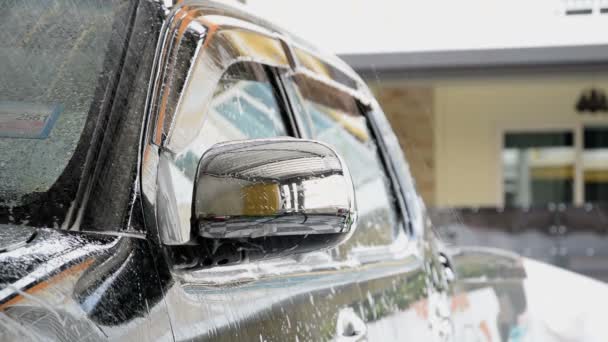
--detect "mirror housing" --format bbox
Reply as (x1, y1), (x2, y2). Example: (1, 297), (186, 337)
(191, 138), (357, 267)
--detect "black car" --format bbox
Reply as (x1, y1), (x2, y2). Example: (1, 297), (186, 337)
(1, 1), (607, 341)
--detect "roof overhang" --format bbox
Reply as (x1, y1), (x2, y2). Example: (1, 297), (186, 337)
(340, 44), (608, 80)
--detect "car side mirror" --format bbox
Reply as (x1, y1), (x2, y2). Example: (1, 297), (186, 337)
(191, 138), (357, 267)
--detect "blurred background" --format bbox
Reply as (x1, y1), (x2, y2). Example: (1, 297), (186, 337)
(244, 0), (608, 282)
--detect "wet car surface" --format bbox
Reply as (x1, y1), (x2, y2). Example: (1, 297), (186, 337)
(1, 1), (608, 341)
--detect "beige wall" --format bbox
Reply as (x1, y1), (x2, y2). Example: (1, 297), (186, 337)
(371, 75), (608, 208)
(372, 85), (435, 205)
(435, 76), (608, 207)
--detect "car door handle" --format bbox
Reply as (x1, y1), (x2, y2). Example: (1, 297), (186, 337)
(335, 308), (367, 342)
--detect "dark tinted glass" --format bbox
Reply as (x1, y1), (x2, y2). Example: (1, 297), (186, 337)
(583, 126), (608, 203)
(584, 127), (608, 149)
(0, 0), (122, 207)
(0, 0), (137, 228)
(505, 132), (573, 148)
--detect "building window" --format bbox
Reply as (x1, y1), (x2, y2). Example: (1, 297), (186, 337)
(503, 131), (575, 207)
(503, 126), (608, 207)
(583, 126), (608, 203)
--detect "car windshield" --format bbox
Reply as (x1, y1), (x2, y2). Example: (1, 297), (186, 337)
(0, 0), (128, 227)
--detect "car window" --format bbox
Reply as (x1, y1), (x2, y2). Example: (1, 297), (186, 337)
(198, 63), (289, 147)
(173, 62), (292, 181)
(287, 76), (399, 250)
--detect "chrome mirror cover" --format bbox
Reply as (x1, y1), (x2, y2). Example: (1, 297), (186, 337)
(194, 138), (357, 240)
